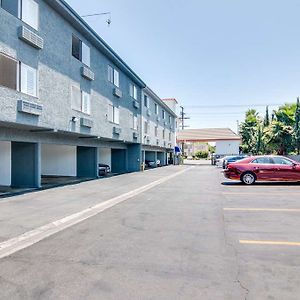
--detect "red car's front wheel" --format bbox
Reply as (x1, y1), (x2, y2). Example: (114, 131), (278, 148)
(241, 172), (256, 185)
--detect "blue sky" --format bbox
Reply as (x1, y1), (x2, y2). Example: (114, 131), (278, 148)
(66, 0), (300, 131)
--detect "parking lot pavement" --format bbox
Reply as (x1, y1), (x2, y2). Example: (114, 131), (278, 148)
(220, 170), (300, 300)
(0, 165), (300, 299)
(0, 166), (185, 242)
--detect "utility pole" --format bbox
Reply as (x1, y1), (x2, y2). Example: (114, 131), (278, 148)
(296, 97), (300, 154)
(179, 106), (190, 156)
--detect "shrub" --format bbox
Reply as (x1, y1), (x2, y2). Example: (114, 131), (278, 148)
(195, 150), (209, 159)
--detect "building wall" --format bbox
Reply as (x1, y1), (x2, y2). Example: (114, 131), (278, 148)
(0, 1), (142, 144)
(142, 89), (176, 150)
(41, 144), (77, 176)
(0, 141), (11, 186)
(215, 140), (240, 155)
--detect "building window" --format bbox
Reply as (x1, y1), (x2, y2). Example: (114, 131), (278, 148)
(108, 105), (119, 124)
(144, 95), (149, 107)
(169, 132), (172, 141)
(1, 0), (19, 18)
(81, 91), (90, 115)
(155, 126), (158, 137)
(114, 69), (119, 87)
(162, 129), (165, 139)
(169, 115), (172, 124)
(81, 43), (90, 67)
(72, 35), (90, 67)
(71, 85), (81, 112)
(22, 0), (39, 30)
(0, 53), (18, 90)
(162, 110), (165, 119)
(130, 114), (138, 130)
(71, 86), (91, 115)
(1, 0), (39, 30)
(144, 121), (149, 134)
(133, 116), (138, 130)
(108, 65), (119, 87)
(20, 62), (37, 97)
(129, 83), (137, 100)
(155, 103), (158, 115)
(0, 53), (38, 97)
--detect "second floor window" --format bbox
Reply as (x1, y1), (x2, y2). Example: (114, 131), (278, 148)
(162, 110), (165, 120)
(0, 53), (37, 97)
(155, 103), (158, 115)
(1, 0), (39, 30)
(71, 86), (91, 115)
(108, 65), (119, 87)
(72, 35), (90, 67)
(108, 105), (120, 124)
(130, 114), (138, 130)
(155, 126), (158, 137)
(20, 63), (37, 97)
(144, 121), (149, 134)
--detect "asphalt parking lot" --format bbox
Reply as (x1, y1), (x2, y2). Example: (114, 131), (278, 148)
(221, 169), (300, 300)
(0, 165), (299, 299)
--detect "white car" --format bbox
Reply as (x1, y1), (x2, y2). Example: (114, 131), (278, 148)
(216, 157), (225, 168)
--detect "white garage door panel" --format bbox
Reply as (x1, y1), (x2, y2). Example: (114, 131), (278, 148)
(42, 145), (76, 176)
(0, 142), (11, 186)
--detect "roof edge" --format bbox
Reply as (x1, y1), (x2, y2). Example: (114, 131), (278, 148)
(144, 87), (177, 117)
(46, 0), (146, 88)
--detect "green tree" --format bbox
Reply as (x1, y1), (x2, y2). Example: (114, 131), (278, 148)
(239, 109), (262, 154)
(264, 106), (270, 127)
(263, 103), (296, 155)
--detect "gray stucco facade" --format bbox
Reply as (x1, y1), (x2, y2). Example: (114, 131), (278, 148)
(0, 0), (177, 188)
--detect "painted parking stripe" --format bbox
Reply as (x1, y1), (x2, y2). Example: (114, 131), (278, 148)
(0, 167), (193, 260)
(240, 240), (300, 246)
(224, 208), (300, 212)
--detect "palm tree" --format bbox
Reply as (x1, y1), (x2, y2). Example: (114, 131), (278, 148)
(263, 103), (296, 155)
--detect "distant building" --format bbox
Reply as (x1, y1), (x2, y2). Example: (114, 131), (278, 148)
(177, 128), (241, 156)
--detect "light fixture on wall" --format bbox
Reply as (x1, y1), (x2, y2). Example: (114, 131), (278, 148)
(71, 116), (78, 123)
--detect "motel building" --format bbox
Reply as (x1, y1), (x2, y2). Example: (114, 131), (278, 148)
(0, 0), (177, 191)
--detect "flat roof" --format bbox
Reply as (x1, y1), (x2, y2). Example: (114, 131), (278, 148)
(177, 128), (241, 142)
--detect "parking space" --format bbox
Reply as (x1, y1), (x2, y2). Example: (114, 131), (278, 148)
(220, 171), (300, 299)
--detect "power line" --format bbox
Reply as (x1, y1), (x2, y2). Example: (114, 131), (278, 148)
(185, 103), (282, 109)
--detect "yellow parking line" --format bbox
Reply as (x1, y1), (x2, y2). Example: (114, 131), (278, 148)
(240, 240), (300, 246)
(224, 208), (300, 212)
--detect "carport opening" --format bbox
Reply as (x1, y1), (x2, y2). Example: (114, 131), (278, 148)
(144, 151), (157, 169)
(41, 144), (95, 188)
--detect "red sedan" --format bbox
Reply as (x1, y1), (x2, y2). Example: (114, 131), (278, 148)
(223, 156), (300, 185)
